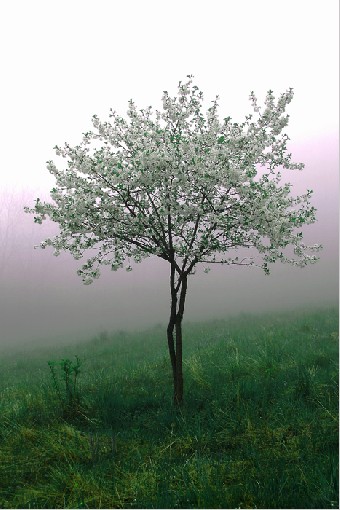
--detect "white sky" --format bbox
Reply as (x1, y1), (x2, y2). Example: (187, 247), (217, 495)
(0, 0), (338, 190)
(0, 0), (338, 344)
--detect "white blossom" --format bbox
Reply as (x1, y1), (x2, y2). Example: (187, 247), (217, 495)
(25, 76), (321, 283)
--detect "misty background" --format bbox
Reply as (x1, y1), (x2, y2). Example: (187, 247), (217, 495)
(0, 0), (338, 348)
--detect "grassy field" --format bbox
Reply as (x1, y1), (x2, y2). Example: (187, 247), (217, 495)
(0, 307), (338, 509)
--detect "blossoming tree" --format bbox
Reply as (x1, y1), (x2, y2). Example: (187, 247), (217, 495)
(25, 76), (321, 405)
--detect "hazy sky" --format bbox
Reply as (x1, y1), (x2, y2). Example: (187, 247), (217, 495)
(0, 0), (338, 346)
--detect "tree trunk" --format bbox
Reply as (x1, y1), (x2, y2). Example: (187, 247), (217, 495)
(167, 264), (188, 406)
(167, 261), (177, 402)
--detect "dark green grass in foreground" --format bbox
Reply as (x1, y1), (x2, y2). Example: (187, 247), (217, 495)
(0, 307), (338, 509)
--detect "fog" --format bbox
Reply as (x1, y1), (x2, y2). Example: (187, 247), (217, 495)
(0, 0), (338, 349)
(0, 132), (338, 348)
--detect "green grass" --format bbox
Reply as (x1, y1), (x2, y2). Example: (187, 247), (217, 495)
(0, 307), (338, 508)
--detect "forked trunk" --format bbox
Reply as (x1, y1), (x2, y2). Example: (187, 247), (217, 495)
(167, 264), (187, 406)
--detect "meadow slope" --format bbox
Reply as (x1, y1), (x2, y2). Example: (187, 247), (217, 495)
(0, 307), (338, 509)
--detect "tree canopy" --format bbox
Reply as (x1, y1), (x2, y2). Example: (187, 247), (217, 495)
(25, 76), (321, 284)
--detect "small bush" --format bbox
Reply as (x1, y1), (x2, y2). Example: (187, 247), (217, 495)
(48, 356), (82, 418)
